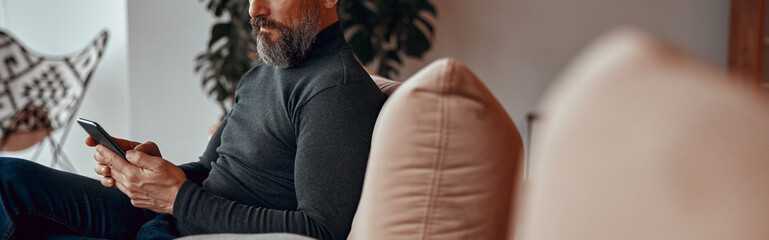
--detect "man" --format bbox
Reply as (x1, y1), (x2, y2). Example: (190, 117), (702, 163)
(0, 0), (386, 239)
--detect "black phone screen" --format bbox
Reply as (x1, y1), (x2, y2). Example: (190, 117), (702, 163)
(77, 118), (127, 160)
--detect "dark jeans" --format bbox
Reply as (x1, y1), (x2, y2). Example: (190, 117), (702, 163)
(0, 157), (177, 240)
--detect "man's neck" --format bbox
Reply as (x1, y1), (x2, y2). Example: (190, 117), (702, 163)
(319, 10), (339, 31)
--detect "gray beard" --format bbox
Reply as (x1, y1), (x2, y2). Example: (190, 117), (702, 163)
(256, 11), (321, 68)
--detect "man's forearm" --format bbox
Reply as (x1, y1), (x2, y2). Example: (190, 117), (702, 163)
(172, 181), (334, 239)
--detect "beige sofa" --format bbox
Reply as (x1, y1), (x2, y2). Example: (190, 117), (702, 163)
(181, 58), (525, 240)
(518, 29), (769, 240)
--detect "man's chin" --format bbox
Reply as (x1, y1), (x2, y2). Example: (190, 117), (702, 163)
(258, 31), (280, 44)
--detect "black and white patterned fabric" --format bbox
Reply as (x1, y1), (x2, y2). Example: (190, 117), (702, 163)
(0, 29), (108, 170)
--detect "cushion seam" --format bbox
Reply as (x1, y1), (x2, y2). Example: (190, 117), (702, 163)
(420, 60), (453, 239)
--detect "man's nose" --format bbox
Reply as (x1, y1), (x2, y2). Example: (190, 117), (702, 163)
(249, 0), (270, 19)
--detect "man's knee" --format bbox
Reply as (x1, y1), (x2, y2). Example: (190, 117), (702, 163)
(0, 158), (44, 183)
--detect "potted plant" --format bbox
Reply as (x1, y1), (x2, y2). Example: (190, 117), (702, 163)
(196, 0), (437, 116)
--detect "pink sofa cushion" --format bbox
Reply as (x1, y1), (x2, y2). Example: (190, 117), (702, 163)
(350, 58), (523, 239)
(520, 29), (769, 240)
(370, 75), (401, 96)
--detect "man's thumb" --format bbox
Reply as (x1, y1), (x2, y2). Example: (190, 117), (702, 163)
(133, 141), (162, 157)
(125, 150), (162, 169)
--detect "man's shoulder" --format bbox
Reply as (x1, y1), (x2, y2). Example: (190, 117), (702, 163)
(292, 48), (384, 108)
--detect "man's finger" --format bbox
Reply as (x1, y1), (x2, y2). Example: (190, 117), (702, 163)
(100, 176), (115, 187)
(107, 163), (128, 183)
(113, 179), (132, 199)
(133, 141), (162, 157)
(126, 150), (164, 170)
(93, 150), (105, 164)
(96, 144), (134, 172)
(94, 163), (110, 176)
(131, 199), (153, 209)
(114, 137), (141, 152)
(86, 136), (97, 146)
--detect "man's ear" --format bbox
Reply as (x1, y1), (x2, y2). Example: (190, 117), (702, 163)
(322, 0), (338, 9)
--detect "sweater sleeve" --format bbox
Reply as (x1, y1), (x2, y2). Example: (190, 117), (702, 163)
(177, 115), (228, 186)
(172, 83), (384, 240)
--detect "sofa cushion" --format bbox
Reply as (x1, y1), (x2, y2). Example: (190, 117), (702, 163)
(370, 75), (401, 96)
(519, 28), (769, 240)
(349, 58), (523, 239)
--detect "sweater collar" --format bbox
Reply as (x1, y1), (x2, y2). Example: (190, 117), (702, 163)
(310, 21), (344, 51)
(264, 21), (345, 69)
(300, 22), (345, 62)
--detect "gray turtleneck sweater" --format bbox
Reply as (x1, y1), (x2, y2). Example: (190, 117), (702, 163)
(174, 22), (387, 240)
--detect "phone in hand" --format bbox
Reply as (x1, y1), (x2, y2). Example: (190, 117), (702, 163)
(77, 118), (127, 160)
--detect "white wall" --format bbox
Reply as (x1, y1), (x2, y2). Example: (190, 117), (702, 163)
(396, 0), (730, 140)
(126, 1), (219, 165)
(0, 0), (732, 175)
(0, 0), (130, 178)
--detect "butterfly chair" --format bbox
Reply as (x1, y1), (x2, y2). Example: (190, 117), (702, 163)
(0, 29), (108, 172)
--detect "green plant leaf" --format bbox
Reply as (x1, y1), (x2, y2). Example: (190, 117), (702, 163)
(377, 57), (399, 78)
(415, 16), (434, 35)
(386, 50), (402, 65)
(349, 29), (376, 64)
(209, 23), (232, 48)
(400, 24), (430, 58)
(214, 0), (228, 17)
(417, 0), (438, 16)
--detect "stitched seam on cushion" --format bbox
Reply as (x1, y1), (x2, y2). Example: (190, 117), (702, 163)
(420, 60), (453, 239)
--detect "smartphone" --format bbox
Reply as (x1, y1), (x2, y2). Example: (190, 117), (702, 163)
(77, 118), (127, 159)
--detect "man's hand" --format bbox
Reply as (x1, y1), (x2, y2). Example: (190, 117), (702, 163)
(89, 136), (140, 189)
(88, 136), (162, 191)
(89, 138), (186, 214)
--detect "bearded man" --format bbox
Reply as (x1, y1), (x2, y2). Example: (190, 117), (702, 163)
(0, 0), (386, 239)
